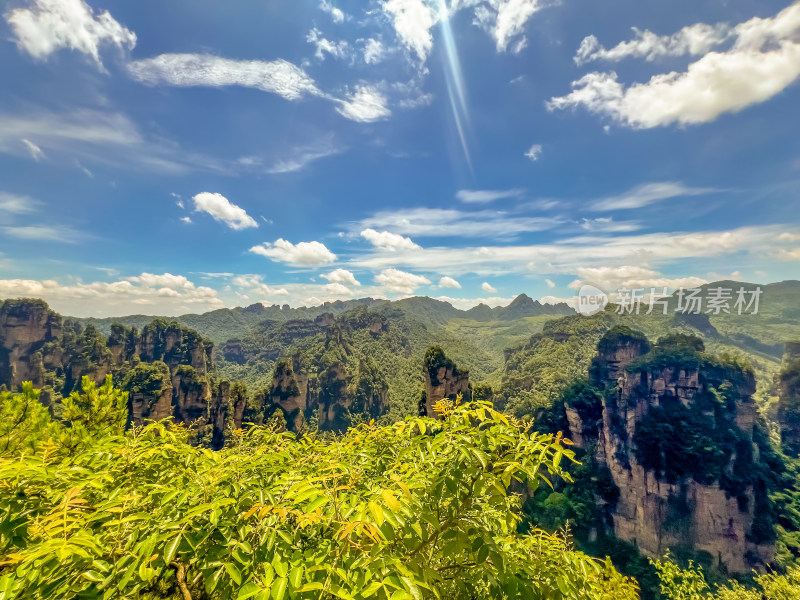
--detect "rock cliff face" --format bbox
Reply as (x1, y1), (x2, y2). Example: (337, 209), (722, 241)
(0, 299), (244, 447)
(567, 329), (772, 574)
(265, 327), (389, 432)
(421, 346), (471, 418)
(778, 341), (800, 456)
(0, 299), (62, 387)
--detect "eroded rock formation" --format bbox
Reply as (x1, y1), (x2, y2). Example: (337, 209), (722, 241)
(422, 346), (471, 418)
(566, 328), (772, 574)
(0, 299), (244, 447)
(778, 341), (800, 456)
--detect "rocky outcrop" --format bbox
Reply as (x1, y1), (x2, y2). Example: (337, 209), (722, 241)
(778, 341), (800, 456)
(0, 299), (245, 447)
(0, 299), (62, 387)
(270, 357), (310, 431)
(422, 346), (471, 418)
(569, 328), (772, 574)
(265, 332), (389, 432)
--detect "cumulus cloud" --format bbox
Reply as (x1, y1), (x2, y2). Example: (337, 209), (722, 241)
(567, 266), (708, 292)
(455, 189), (524, 203)
(232, 274), (289, 297)
(192, 192), (258, 230)
(322, 268), (361, 286)
(524, 144), (542, 161)
(545, 278), (556, 288)
(336, 85), (391, 122)
(5, 0), (136, 70)
(249, 239), (337, 266)
(360, 228), (421, 251)
(127, 54), (321, 101)
(307, 28), (350, 61)
(0, 272), (223, 317)
(375, 268), (431, 294)
(383, 0), (435, 62)
(325, 282), (356, 296)
(363, 38), (386, 64)
(473, 0), (544, 53)
(438, 276), (462, 288)
(575, 23), (732, 66)
(595, 182), (718, 210)
(482, 281), (498, 293)
(320, 0), (346, 23)
(550, 3), (800, 128)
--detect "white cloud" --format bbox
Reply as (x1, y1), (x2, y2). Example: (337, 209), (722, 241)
(455, 188), (524, 203)
(307, 28), (350, 61)
(360, 228), (421, 251)
(0, 273), (223, 317)
(595, 182), (718, 210)
(322, 268), (361, 286)
(363, 38), (386, 64)
(579, 217), (641, 233)
(266, 138), (344, 174)
(434, 295), (516, 310)
(232, 274), (289, 297)
(383, 0), (435, 62)
(192, 192), (258, 230)
(126, 272), (195, 289)
(545, 278), (555, 288)
(575, 23), (731, 66)
(0, 108), (221, 174)
(349, 224), (789, 277)
(249, 239), (337, 266)
(355, 207), (561, 238)
(2, 225), (81, 242)
(779, 248), (800, 261)
(127, 54), (321, 101)
(482, 281), (498, 293)
(320, 0), (346, 23)
(0, 192), (37, 214)
(21, 138), (45, 161)
(180, 216), (192, 224)
(493, 0), (543, 53)
(6, 0), (136, 70)
(336, 85), (391, 122)
(524, 144), (542, 161)
(325, 282), (356, 296)
(566, 266), (708, 292)
(551, 3), (800, 128)
(375, 268), (431, 294)
(472, 0), (544, 53)
(438, 276), (462, 288)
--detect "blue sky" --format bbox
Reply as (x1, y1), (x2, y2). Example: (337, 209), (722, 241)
(0, 0), (799, 317)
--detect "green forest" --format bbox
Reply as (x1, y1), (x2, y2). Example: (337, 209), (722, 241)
(2, 280), (800, 599)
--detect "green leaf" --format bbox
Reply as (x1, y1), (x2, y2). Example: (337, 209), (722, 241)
(225, 563), (242, 586)
(164, 532), (181, 565)
(237, 582), (263, 599)
(271, 577), (288, 600)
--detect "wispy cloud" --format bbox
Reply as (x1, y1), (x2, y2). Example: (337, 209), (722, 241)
(127, 54), (322, 101)
(594, 181), (719, 210)
(455, 189), (524, 203)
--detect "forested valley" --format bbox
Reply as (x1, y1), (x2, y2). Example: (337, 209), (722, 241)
(2, 280), (800, 599)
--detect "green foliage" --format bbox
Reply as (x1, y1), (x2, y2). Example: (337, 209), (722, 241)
(121, 361), (171, 399)
(0, 399), (639, 600)
(597, 326), (651, 355)
(652, 557), (800, 600)
(58, 376), (128, 454)
(0, 382), (53, 456)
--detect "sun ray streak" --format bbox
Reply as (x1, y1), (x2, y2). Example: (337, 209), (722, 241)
(438, 0), (473, 174)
